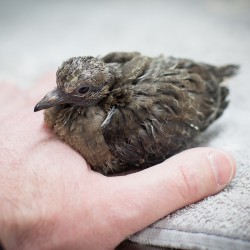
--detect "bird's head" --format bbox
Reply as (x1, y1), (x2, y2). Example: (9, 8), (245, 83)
(34, 56), (115, 112)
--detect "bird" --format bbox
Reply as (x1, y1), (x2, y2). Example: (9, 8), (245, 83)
(34, 52), (238, 175)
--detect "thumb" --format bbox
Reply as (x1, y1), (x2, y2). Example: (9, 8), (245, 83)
(105, 147), (236, 243)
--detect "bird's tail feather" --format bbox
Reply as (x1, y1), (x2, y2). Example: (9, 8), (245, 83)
(217, 64), (240, 78)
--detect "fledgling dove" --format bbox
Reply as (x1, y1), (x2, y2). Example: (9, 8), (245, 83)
(34, 52), (238, 174)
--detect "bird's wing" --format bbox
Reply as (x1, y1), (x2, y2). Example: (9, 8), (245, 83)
(101, 57), (199, 166)
(102, 56), (232, 167)
(137, 56), (232, 128)
(101, 90), (199, 167)
(103, 52), (152, 87)
(102, 51), (141, 63)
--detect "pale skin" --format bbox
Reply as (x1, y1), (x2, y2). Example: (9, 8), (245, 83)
(0, 74), (236, 250)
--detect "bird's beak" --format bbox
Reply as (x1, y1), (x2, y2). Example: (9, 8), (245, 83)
(34, 89), (69, 112)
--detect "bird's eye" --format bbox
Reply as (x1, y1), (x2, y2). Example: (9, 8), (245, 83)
(78, 86), (90, 94)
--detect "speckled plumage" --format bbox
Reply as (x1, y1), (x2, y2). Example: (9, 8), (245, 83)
(34, 52), (238, 174)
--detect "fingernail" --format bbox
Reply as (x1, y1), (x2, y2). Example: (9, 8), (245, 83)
(207, 151), (235, 186)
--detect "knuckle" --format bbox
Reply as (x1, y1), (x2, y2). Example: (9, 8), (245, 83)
(176, 164), (201, 201)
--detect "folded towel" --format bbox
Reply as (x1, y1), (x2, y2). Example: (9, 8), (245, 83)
(130, 73), (250, 249)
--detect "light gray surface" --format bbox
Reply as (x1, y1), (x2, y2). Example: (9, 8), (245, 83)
(1, 1), (250, 249)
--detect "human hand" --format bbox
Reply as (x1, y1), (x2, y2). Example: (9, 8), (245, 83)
(0, 75), (236, 250)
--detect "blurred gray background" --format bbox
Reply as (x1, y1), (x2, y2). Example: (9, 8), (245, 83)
(0, 0), (249, 87)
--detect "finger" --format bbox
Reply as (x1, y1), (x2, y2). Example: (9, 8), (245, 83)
(28, 71), (56, 104)
(0, 83), (22, 106)
(103, 147), (236, 244)
(0, 83), (28, 119)
(0, 72), (56, 118)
